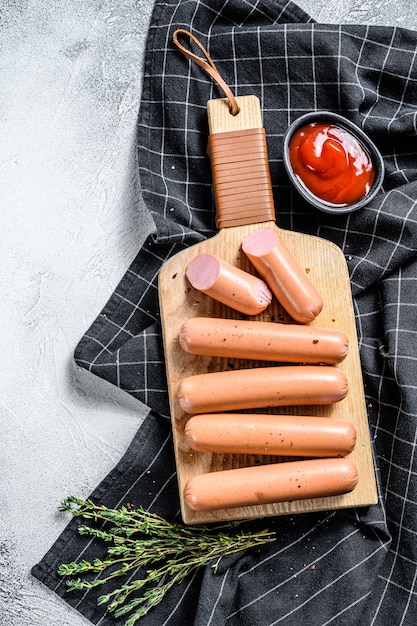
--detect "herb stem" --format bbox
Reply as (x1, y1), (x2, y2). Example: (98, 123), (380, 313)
(58, 497), (276, 624)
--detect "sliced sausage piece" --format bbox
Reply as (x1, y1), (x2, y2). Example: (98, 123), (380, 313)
(186, 253), (272, 316)
(242, 228), (324, 323)
(177, 365), (348, 414)
(184, 457), (359, 511)
(179, 317), (348, 364)
(184, 412), (357, 457)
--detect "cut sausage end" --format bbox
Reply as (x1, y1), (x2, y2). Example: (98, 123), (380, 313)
(185, 253), (272, 315)
(242, 228), (324, 323)
(186, 253), (220, 290)
(242, 227), (278, 256)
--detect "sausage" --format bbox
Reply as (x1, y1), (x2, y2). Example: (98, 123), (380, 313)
(177, 365), (348, 414)
(185, 252), (272, 316)
(184, 457), (359, 511)
(242, 228), (324, 323)
(179, 317), (348, 364)
(184, 413), (357, 457)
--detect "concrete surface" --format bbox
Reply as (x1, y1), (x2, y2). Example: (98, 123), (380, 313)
(1, 1), (417, 624)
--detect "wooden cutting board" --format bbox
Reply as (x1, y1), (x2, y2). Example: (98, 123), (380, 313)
(159, 95), (378, 524)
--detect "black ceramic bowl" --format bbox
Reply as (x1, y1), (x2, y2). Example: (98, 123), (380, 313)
(283, 111), (385, 214)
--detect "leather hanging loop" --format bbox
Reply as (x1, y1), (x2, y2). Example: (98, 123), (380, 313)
(172, 29), (240, 116)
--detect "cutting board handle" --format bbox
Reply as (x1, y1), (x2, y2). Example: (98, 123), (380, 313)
(207, 119), (276, 228)
(173, 31), (276, 229)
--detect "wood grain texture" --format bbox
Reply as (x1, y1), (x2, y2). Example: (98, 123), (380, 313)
(159, 96), (377, 524)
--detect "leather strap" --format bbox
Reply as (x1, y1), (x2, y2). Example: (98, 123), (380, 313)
(173, 31), (275, 228)
(207, 128), (276, 228)
(173, 29), (240, 116)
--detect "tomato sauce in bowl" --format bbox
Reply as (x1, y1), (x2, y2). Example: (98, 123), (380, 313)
(283, 112), (384, 214)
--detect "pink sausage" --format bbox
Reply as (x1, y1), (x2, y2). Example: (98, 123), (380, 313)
(179, 317), (348, 364)
(184, 457), (359, 511)
(242, 228), (324, 323)
(184, 412), (357, 457)
(186, 253), (272, 316)
(177, 365), (348, 414)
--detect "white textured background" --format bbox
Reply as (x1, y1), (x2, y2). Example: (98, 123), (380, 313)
(1, 1), (416, 624)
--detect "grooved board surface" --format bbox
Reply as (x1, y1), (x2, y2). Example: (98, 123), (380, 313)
(159, 96), (377, 524)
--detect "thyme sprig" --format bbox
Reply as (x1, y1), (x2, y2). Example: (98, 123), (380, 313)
(58, 496), (276, 625)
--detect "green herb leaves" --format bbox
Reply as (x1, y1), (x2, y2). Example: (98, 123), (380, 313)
(58, 496), (276, 624)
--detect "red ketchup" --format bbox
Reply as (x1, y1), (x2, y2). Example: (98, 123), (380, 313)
(289, 122), (375, 206)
